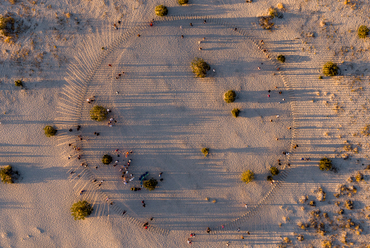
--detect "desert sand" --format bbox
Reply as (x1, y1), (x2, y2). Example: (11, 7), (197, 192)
(1, 0), (370, 247)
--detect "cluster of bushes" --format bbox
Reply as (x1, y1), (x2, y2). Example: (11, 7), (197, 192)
(266, 166), (279, 181)
(0, 165), (20, 184)
(71, 200), (93, 220)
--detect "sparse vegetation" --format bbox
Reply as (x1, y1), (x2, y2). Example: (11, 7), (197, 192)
(224, 90), (236, 103)
(102, 154), (112, 165)
(361, 124), (370, 136)
(358, 25), (369, 38)
(231, 108), (240, 117)
(44, 126), (57, 137)
(322, 240), (332, 248)
(90, 106), (108, 121)
(143, 178), (158, 191)
(323, 62), (339, 76)
(191, 58), (210, 78)
(70, 200), (93, 220)
(319, 157), (332, 171)
(178, 0), (188, 5)
(270, 166), (279, 176)
(277, 55), (286, 63)
(241, 170), (255, 184)
(0, 165), (20, 184)
(14, 80), (23, 87)
(201, 147), (209, 157)
(155, 5), (168, 16)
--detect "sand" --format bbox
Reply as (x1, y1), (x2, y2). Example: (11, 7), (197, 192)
(1, 0), (370, 247)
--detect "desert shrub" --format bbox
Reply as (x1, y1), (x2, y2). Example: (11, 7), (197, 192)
(90, 105), (108, 121)
(14, 80), (23, 87)
(268, 7), (278, 18)
(191, 58), (210, 78)
(201, 147), (209, 157)
(102, 154), (112, 165)
(270, 166), (279, 176)
(224, 90), (236, 103)
(43, 126), (57, 137)
(155, 5), (168, 16)
(345, 199), (353, 210)
(277, 55), (286, 63)
(0, 165), (19, 184)
(355, 172), (364, 182)
(241, 170), (254, 184)
(323, 62), (339, 76)
(0, 15), (15, 38)
(259, 16), (274, 30)
(143, 178), (158, 191)
(178, 0), (188, 5)
(358, 25), (369, 38)
(231, 108), (240, 118)
(319, 157), (332, 171)
(70, 200), (93, 220)
(267, 175), (273, 181)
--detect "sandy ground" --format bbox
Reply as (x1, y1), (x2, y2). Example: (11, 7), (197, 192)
(1, 0), (370, 247)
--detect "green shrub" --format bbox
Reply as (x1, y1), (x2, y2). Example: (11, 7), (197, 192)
(155, 5), (168, 16)
(0, 165), (19, 184)
(241, 170), (254, 184)
(277, 55), (285, 63)
(143, 178), (158, 191)
(270, 166), (279, 176)
(178, 0), (188, 5)
(90, 105), (108, 121)
(191, 58), (210, 78)
(70, 200), (93, 220)
(323, 62), (339, 77)
(201, 147), (209, 157)
(267, 175), (273, 181)
(224, 90), (236, 103)
(102, 154), (112, 165)
(319, 157), (332, 171)
(358, 25), (369, 38)
(44, 126), (57, 137)
(231, 108), (240, 118)
(14, 80), (23, 87)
